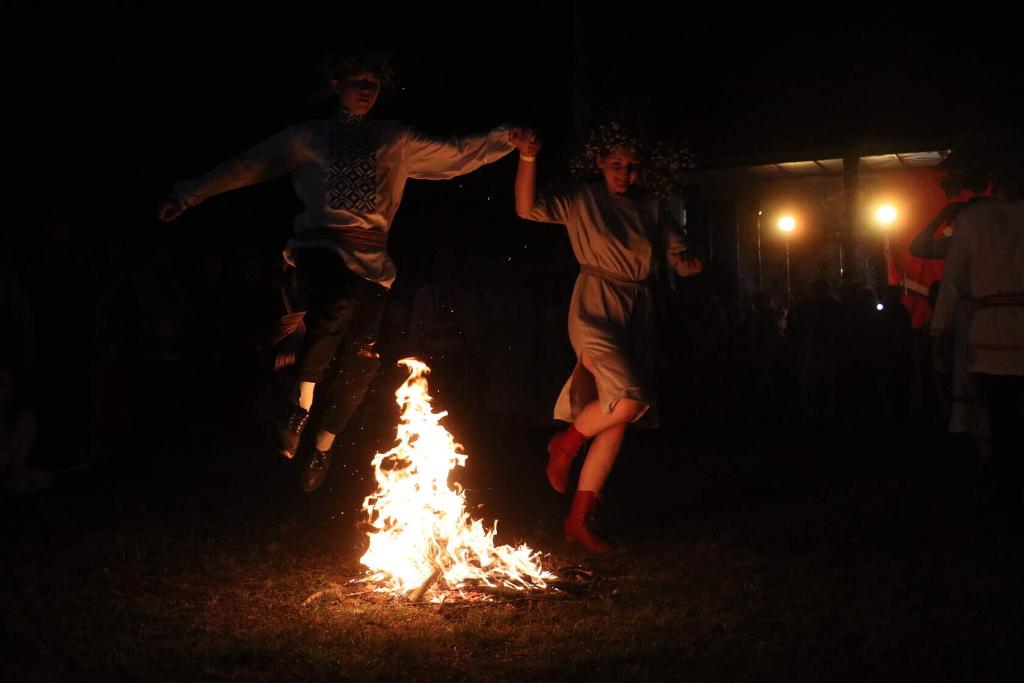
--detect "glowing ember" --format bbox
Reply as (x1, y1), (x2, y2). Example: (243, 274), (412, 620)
(359, 359), (555, 598)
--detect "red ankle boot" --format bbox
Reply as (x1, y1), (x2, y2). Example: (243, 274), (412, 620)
(547, 425), (588, 493)
(564, 490), (611, 552)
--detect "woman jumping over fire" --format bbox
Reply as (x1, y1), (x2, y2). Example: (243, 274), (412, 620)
(510, 123), (702, 552)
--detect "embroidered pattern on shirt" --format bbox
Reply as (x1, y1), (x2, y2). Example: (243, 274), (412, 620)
(327, 114), (378, 212)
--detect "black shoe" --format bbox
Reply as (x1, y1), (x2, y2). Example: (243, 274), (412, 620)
(273, 404), (309, 459)
(299, 448), (332, 492)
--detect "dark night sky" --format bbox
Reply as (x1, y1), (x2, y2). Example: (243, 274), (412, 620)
(5, 3), (1022, 264)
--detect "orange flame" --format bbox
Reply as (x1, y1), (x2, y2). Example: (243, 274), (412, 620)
(359, 359), (554, 597)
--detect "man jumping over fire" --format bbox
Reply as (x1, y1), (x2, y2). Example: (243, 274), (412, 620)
(159, 47), (526, 492)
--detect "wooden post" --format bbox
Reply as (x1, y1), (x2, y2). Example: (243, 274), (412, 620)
(842, 153), (859, 285)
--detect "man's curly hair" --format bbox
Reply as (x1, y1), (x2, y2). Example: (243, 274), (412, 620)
(319, 46), (398, 95)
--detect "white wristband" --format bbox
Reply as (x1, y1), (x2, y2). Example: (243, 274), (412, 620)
(520, 154), (536, 162)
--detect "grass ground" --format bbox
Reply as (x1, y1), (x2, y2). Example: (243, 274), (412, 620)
(3, 401), (1022, 682)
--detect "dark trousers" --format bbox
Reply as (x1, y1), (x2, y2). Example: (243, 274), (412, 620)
(292, 249), (388, 436)
(978, 373), (1024, 511)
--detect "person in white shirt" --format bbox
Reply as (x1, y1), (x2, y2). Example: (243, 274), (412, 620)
(159, 48), (525, 492)
(931, 136), (1024, 518)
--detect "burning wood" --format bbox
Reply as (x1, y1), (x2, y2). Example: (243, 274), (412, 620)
(358, 359), (555, 601)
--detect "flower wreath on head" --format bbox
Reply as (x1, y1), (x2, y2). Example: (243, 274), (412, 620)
(569, 120), (696, 200)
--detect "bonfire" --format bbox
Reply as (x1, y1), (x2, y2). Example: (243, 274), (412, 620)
(359, 359), (555, 601)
